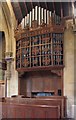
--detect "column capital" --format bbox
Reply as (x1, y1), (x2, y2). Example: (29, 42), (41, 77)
(5, 52), (14, 62)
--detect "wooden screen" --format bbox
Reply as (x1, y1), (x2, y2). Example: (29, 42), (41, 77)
(16, 32), (63, 69)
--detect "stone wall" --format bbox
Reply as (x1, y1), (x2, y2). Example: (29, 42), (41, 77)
(0, 2), (18, 97)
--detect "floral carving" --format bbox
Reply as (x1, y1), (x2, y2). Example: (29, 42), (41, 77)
(32, 47), (40, 55)
(42, 56), (50, 65)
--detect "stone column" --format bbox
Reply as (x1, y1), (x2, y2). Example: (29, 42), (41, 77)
(73, 25), (76, 119)
(64, 19), (75, 118)
(5, 52), (14, 97)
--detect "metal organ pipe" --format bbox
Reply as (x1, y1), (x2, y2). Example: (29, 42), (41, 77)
(26, 15), (28, 25)
(32, 8), (34, 21)
(50, 11), (52, 17)
(27, 14), (29, 25)
(44, 9), (46, 24)
(30, 11), (32, 27)
(21, 6), (53, 28)
(47, 10), (49, 24)
(35, 6), (38, 21)
(41, 8), (44, 20)
(38, 7), (41, 25)
(24, 16), (27, 27)
(21, 18), (24, 29)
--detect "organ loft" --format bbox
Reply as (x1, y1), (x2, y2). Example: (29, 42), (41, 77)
(0, 1), (76, 119)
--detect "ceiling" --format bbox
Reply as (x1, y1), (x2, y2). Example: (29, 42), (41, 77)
(11, 2), (76, 24)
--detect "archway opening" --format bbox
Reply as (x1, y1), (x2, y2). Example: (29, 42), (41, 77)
(0, 31), (6, 97)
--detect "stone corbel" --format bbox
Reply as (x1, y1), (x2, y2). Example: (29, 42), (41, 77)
(65, 21), (73, 30)
(65, 18), (76, 35)
(18, 71), (25, 78)
(51, 70), (62, 77)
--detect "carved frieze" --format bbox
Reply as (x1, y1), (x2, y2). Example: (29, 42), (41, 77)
(15, 20), (64, 41)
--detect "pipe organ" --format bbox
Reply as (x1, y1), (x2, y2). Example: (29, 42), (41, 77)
(1, 6), (66, 119)
(15, 6), (64, 97)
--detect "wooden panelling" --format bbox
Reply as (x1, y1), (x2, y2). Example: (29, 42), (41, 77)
(1, 102), (60, 118)
(19, 71), (62, 96)
(1, 96), (66, 118)
(32, 78), (43, 92)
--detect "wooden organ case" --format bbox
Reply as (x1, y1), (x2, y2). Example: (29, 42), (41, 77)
(15, 6), (65, 97)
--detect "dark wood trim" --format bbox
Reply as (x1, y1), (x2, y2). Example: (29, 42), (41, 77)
(18, 76), (20, 95)
(15, 24), (64, 41)
(17, 65), (64, 72)
(63, 15), (76, 20)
